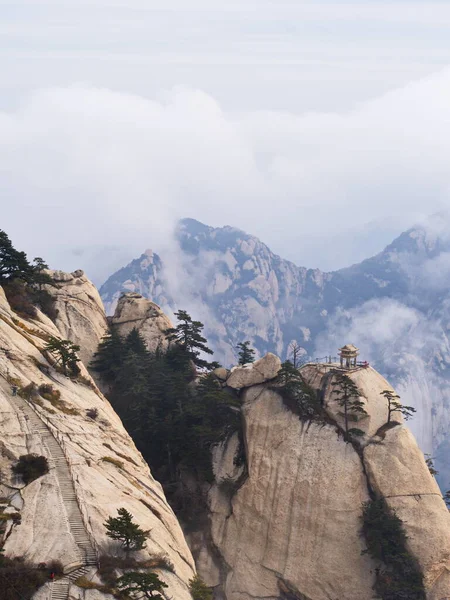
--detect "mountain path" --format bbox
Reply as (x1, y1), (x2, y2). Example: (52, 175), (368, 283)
(12, 393), (97, 600)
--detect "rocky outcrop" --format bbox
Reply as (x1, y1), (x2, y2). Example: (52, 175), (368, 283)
(111, 292), (173, 352)
(45, 270), (108, 366)
(226, 353), (281, 389)
(364, 426), (450, 598)
(99, 216), (450, 485)
(195, 360), (450, 600)
(0, 283), (195, 600)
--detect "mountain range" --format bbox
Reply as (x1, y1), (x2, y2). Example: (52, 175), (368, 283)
(100, 214), (450, 488)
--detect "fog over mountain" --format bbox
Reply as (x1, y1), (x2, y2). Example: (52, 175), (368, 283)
(100, 213), (450, 490)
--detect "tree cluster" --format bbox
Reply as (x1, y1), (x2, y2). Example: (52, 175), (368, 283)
(91, 311), (241, 488)
(0, 230), (55, 319)
(362, 498), (425, 600)
(275, 360), (322, 422)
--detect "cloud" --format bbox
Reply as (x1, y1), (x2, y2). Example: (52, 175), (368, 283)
(3, 71), (450, 281)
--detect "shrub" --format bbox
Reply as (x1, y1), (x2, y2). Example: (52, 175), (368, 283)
(0, 556), (50, 600)
(18, 382), (39, 401)
(11, 454), (49, 485)
(189, 574), (213, 600)
(86, 408), (99, 420)
(2, 280), (37, 318)
(361, 498), (425, 600)
(38, 383), (61, 402)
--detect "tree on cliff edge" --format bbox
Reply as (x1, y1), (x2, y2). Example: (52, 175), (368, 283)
(164, 310), (215, 369)
(237, 341), (255, 365)
(380, 389), (416, 424)
(104, 508), (147, 552)
(331, 373), (367, 439)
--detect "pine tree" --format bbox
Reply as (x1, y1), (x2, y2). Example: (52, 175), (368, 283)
(237, 341), (255, 365)
(104, 508), (147, 552)
(380, 389), (416, 424)
(276, 360), (321, 421)
(44, 337), (81, 376)
(165, 310), (214, 369)
(0, 230), (35, 283)
(90, 328), (125, 383)
(115, 572), (168, 599)
(125, 328), (149, 356)
(189, 574), (213, 600)
(331, 373), (367, 438)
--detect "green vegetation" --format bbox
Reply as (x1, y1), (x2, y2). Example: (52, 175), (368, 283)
(189, 574), (213, 600)
(44, 336), (81, 376)
(237, 341), (255, 365)
(11, 454), (49, 485)
(275, 360), (322, 422)
(380, 390), (416, 423)
(91, 311), (241, 489)
(362, 498), (425, 600)
(331, 373), (368, 439)
(164, 309), (217, 370)
(0, 229), (55, 320)
(0, 556), (63, 600)
(115, 571), (168, 600)
(104, 508), (147, 552)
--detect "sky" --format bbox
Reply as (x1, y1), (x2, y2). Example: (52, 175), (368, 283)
(2, 1), (450, 283)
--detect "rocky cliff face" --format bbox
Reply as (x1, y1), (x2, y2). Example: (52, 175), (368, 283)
(194, 358), (450, 600)
(0, 283), (195, 599)
(111, 293), (173, 353)
(99, 215), (450, 488)
(45, 269), (109, 367)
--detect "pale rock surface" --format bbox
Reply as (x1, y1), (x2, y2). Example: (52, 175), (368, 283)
(199, 363), (450, 600)
(111, 292), (173, 352)
(364, 425), (450, 598)
(206, 385), (376, 600)
(301, 363), (400, 439)
(45, 269), (108, 366)
(0, 284), (195, 600)
(226, 353), (281, 389)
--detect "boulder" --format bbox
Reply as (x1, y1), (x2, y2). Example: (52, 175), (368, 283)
(111, 293), (173, 353)
(44, 270), (108, 366)
(226, 353), (281, 389)
(213, 367), (228, 381)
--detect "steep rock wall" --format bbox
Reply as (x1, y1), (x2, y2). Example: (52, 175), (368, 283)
(0, 284), (195, 599)
(45, 269), (108, 366)
(111, 292), (173, 353)
(197, 360), (450, 600)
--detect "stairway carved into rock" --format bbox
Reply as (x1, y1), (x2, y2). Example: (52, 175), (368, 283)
(13, 395), (97, 599)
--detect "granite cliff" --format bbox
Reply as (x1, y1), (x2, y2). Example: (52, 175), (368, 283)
(0, 275), (195, 600)
(117, 303), (450, 600)
(100, 215), (450, 489)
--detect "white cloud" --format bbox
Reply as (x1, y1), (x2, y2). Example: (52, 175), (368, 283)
(2, 68), (450, 280)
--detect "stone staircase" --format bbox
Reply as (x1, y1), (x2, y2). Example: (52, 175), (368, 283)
(13, 395), (98, 599)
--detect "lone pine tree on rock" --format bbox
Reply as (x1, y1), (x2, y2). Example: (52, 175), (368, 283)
(116, 571), (168, 599)
(380, 389), (416, 423)
(104, 508), (147, 552)
(331, 373), (368, 438)
(44, 336), (81, 376)
(165, 310), (215, 369)
(237, 341), (255, 365)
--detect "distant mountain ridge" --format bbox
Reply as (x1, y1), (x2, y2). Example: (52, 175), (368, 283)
(100, 215), (450, 488)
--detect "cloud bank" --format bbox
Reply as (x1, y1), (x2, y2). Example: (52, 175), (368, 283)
(2, 70), (450, 281)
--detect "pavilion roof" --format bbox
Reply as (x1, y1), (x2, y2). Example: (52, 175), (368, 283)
(339, 344), (359, 353)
